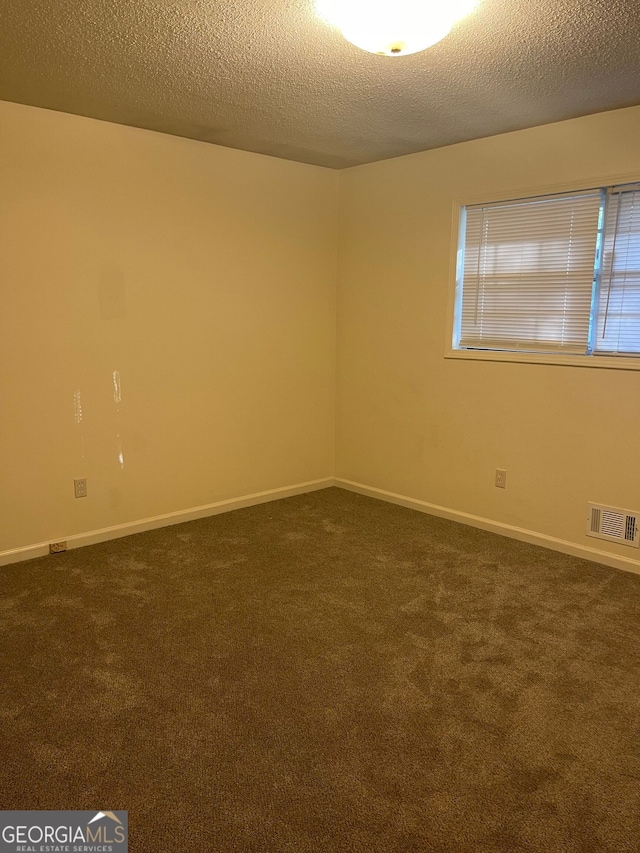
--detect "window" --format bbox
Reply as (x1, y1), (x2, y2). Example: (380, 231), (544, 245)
(453, 183), (640, 361)
(596, 187), (640, 354)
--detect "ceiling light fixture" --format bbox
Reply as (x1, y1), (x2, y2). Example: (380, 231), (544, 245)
(316, 0), (480, 57)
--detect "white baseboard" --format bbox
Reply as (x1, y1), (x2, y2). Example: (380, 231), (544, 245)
(6, 476), (638, 576)
(0, 478), (334, 568)
(335, 478), (640, 576)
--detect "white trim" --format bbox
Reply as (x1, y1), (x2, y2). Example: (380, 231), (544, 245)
(444, 348), (640, 371)
(453, 171), (640, 210)
(334, 479), (640, 576)
(0, 478), (335, 567)
(7, 476), (638, 576)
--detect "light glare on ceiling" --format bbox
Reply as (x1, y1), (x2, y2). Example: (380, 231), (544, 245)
(316, 0), (480, 56)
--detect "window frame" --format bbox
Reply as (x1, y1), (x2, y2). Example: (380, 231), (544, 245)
(445, 174), (640, 371)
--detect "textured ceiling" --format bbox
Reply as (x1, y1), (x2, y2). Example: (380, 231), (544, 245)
(1, 0), (640, 168)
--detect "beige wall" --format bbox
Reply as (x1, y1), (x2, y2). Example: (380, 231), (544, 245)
(3, 98), (639, 567)
(0, 101), (337, 553)
(336, 105), (640, 565)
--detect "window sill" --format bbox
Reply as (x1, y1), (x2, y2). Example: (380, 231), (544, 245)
(445, 348), (640, 371)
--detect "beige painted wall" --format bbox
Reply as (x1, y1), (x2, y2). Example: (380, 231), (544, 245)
(2, 98), (639, 566)
(336, 105), (640, 564)
(0, 101), (337, 553)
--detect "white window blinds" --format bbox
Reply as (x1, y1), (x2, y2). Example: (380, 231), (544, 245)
(595, 186), (640, 355)
(459, 191), (602, 353)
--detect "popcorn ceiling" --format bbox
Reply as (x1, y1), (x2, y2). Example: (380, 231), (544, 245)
(1, 0), (639, 168)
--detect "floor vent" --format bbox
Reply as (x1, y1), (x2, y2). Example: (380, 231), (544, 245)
(587, 503), (639, 548)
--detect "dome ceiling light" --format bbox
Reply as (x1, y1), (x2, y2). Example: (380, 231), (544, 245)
(316, 0), (481, 57)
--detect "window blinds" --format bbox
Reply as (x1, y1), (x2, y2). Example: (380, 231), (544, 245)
(459, 191), (602, 353)
(595, 186), (640, 355)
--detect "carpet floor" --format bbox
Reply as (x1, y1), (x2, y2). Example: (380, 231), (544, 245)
(1, 487), (639, 852)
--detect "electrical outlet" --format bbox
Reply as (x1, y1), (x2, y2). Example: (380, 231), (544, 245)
(495, 469), (507, 489)
(74, 478), (87, 498)
(49, 541), (67, 554)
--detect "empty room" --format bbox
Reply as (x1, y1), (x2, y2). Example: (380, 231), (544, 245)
(1, 0), (639, 851)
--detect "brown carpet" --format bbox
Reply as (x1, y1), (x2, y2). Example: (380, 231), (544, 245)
(1, 487), (639, 852)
